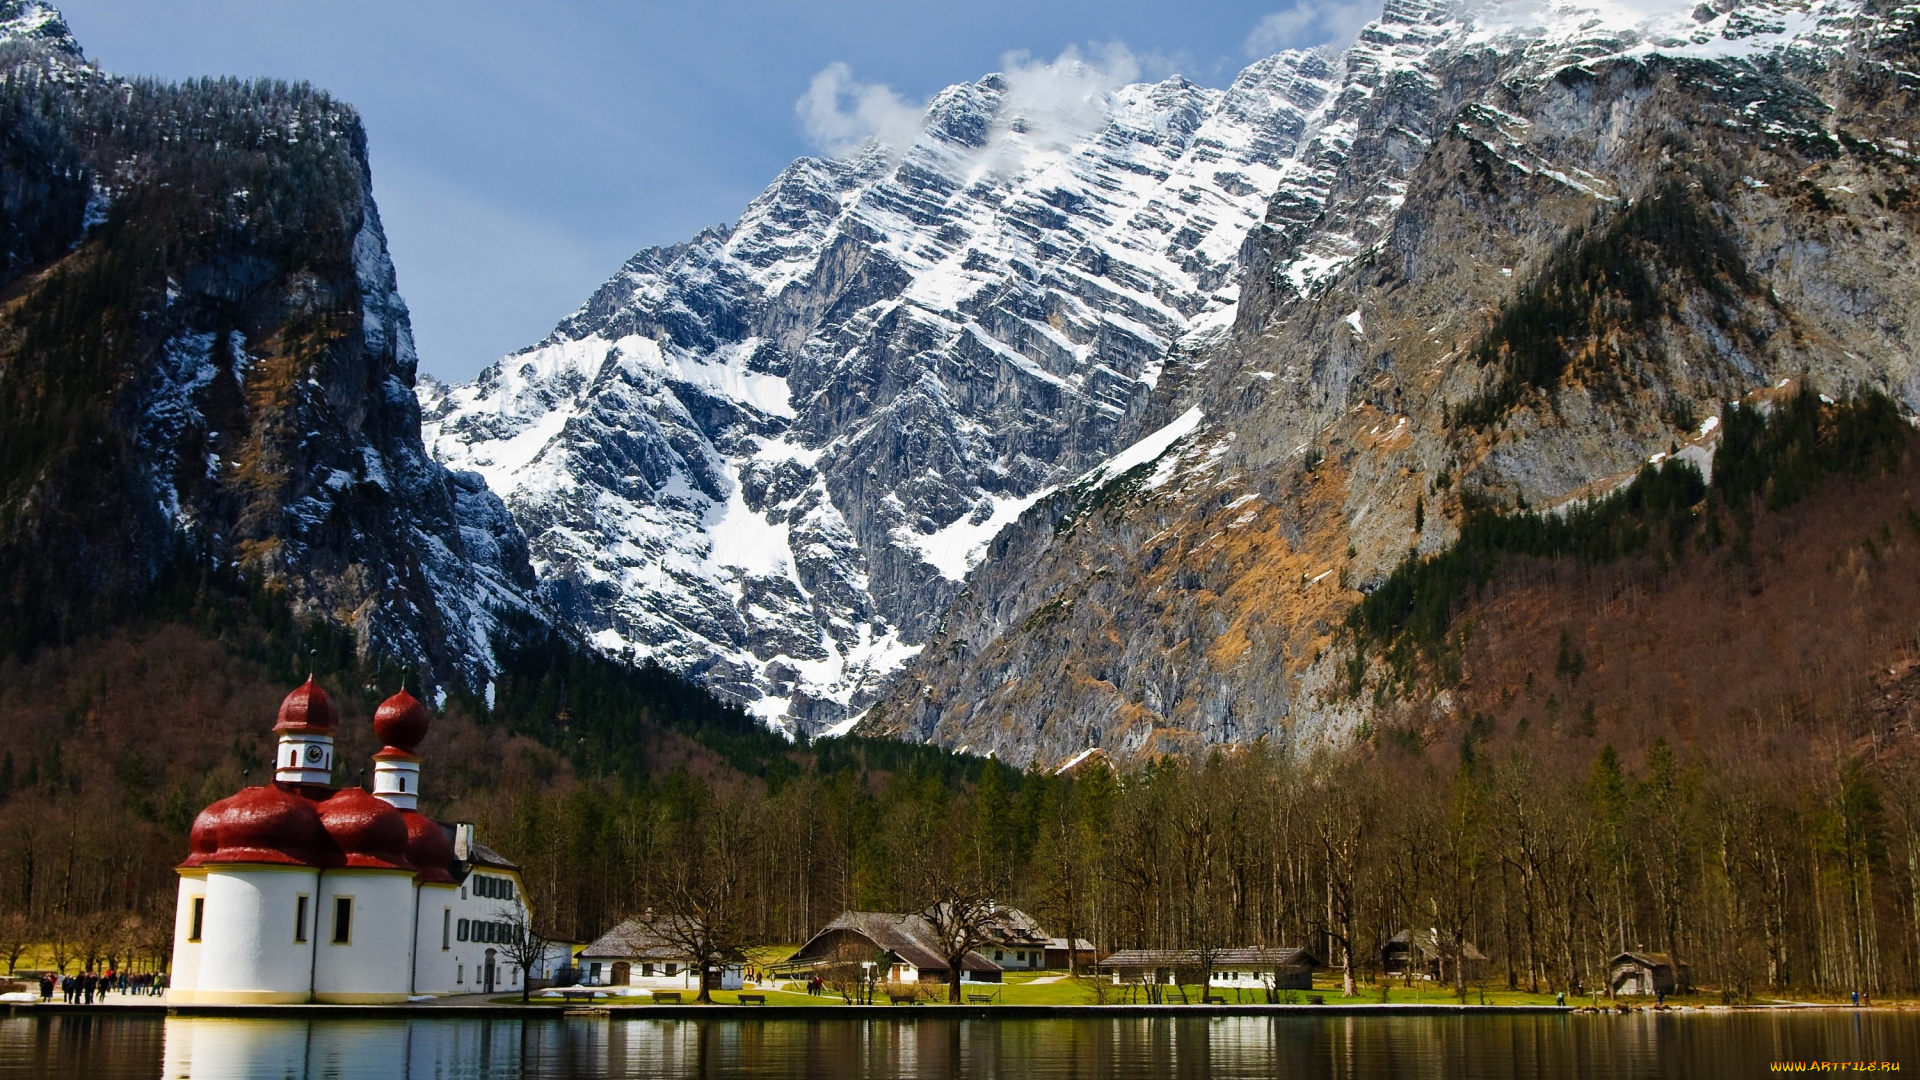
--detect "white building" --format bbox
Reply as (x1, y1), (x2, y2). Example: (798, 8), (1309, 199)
(979, 906), (1051, 971)
(168, 678), (561, 1002)
(576, 915), (745, 994)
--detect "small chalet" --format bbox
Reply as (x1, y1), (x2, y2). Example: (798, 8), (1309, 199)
(1610, 951), (1688, 996)
(1381, 929), (1489, 984)
(1099, 947), (1321, 990)
(979, 906), (1052, 971)
(1044, 937), (1098, 970)
(783, 911), (1002, 986)
(576, 915), (745, 993)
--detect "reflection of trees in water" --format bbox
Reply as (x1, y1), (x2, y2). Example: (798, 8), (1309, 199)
(77, 1013), (1920, 1078)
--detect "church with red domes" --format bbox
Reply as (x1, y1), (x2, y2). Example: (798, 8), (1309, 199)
(168, 678), (558, 1002)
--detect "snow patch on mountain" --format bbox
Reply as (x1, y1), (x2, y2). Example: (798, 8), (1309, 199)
(423, 44), (1347, 734)
(424, 0), (1868, 734)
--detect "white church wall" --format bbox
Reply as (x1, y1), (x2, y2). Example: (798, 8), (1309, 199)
(188, 867), (319, 1004)
(411, 883), (462, 994)
(312, 871), (415, 1003)
(168, 874), (207, 998)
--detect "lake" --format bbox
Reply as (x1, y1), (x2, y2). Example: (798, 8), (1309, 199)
(1, 1010), (1913, 1078)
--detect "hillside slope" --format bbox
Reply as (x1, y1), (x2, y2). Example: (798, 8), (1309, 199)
(862, 0), (1920, 765)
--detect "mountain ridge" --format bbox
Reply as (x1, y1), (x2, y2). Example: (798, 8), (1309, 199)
(857, 0), (1920, 764)
(421, 43), (1348, 733)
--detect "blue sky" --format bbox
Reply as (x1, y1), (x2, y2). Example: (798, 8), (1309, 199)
(57, 0), (1375, 381)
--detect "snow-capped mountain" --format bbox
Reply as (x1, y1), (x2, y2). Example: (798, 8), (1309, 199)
(863, 0), (1920, 763)
(421, 48), (1348, 732)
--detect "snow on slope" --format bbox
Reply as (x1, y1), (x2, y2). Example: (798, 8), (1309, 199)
(424, 0), (1866, 734)
(422, 48), (1344, 734)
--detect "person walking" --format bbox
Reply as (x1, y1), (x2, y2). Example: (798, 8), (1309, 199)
(38, 973), (51, 1002)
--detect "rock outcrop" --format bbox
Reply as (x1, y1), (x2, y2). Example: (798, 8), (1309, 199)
(860, 0), (1920, 764)
(0, 8), (540, 684)
(423, 50), (1344, 732)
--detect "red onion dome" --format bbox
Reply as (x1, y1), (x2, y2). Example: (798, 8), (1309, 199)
(182, 793), (228, 864)
(180, 785), (335, 869)
(402, 811), (457, 884)
(274, 675), (337, 734)
(372, 689), (431, 756)
(317, 787), (416, 871)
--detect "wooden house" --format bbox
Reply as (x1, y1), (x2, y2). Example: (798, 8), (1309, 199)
(782, 911), (1002, 986)
(1380, 929), (1489, 983)
(1099, 947), (1320, 990)
(1043, 937), (1098, 970)
(1609, 951), (1688, 996)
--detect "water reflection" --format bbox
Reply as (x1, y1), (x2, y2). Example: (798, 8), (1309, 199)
(0, 1010), (1914, 1079)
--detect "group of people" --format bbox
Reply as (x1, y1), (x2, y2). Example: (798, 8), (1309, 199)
(35, 969), (167, 1002)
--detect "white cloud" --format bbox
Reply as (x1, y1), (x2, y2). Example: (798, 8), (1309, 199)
(796, 62), (927, 157)
(1246, 0), (1378, 54)
(996, 42), (1141, 150)
(797, 42), (1167, 170)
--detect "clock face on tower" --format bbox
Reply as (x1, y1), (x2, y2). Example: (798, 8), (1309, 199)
(305, 745), (324, 764)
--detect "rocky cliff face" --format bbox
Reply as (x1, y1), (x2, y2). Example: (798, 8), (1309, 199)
(0, 5), (539, 683)
(422, 49), (1346, 732)
(859, 0), (1920, 764)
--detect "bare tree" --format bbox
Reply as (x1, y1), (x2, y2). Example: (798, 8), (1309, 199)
(0, 912), (32, 975)
(46, 914), (75, 975)
(922, 888), (997, 1004)
(497, 906), (551, 1003)
(655, 791), (756, 1003)
(1313, 762), (1372, 997)
(821, 939), (886, 1004)
(74, 911), (113, 973)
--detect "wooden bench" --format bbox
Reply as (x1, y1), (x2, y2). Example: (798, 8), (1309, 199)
(651, 991), (682, 1004)
(967, 994), (995, 1004)
(558, 989), (601, 1004)
(1205, 995), (1227, 1005)
(737, 994), (766, 1005)
(888, 992), (919, 1005)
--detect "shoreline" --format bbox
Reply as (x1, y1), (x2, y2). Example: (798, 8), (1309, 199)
(11, 999), (1915, 1021)
(11, 1001), (1901, 1020)
(8, 1001), (1569, 1019)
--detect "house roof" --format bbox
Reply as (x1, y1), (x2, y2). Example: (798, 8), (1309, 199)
(1611, 951), (1683, 969)
(980, 906), (1050, 948)
(578, 915), (701, 962)
(465, 838), (520, 873)
(1386, 929), (1489, 962)
(1099, 947), (1322, 970)
(1046, 937), (1096, 951)
(787, 911), (1001, 973)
